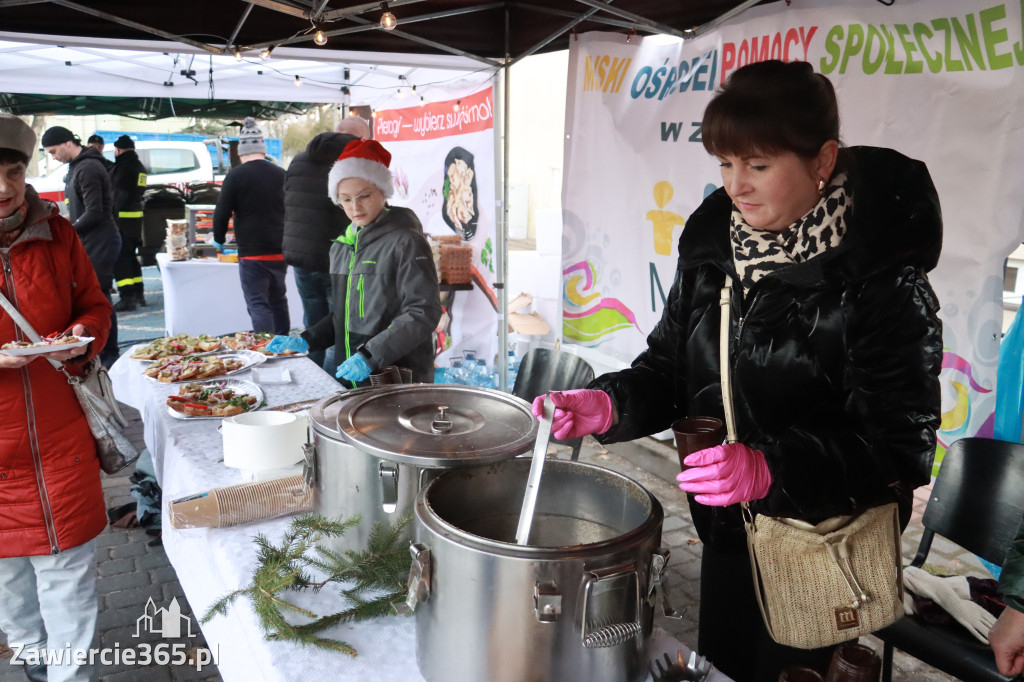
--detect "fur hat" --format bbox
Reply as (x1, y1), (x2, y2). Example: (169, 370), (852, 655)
(41, 126), (78, 148)
(237, 117), (266, 156)
(0, 114), (37, 159)
(327, 139), (393, 203)
(114, 135), (135, 150)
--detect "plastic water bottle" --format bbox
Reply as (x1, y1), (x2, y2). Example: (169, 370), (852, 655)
(448, 357), (466, 384)
(507, 349), (519, 388)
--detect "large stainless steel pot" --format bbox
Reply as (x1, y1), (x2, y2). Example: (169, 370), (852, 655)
(407, 458), (669, 682)
(308, 384), (537, 554)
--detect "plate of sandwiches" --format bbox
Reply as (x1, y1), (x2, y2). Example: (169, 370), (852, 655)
(166, 379), (265, 420)
(142, 350), (265, 383)
(131, 334), (223, 360)
(1, 336), (94, 356)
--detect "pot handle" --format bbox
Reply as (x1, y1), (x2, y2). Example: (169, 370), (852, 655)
(378, 461), (399, 513)
(649, 547), (683, 619)
(301, 443), (316, 489)
(580, 562), (642, 648)
(396, 542), (431, 615)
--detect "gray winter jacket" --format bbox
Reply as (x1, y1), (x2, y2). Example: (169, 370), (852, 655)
(302, 206), (441, 383)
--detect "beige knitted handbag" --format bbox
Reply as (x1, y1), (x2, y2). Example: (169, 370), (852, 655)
(719, 276), (904, 650)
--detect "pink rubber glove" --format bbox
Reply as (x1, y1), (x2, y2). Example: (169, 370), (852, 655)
(531, 389), (614, 440)
(675, 443), (771, 506)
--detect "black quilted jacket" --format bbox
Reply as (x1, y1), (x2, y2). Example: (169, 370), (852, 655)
(282, 132), (359, 272)
(591, 146), (943, 550)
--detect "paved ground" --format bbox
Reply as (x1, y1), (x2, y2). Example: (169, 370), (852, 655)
(0, 267), (980, 680)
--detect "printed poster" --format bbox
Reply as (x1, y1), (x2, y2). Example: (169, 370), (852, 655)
(562, 0), (1024, 465)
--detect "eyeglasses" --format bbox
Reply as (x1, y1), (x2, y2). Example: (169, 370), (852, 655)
(337, 191), (378, 206)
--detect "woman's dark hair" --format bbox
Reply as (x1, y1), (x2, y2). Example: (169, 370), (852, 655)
(0, 148), (29, 166)
(702, 60), (840, 160)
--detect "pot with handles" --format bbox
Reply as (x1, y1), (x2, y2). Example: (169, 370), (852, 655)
(308, 384), (537, 554)
(406, 457), (672, 682)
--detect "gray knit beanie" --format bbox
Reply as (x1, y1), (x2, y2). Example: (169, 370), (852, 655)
(0, 114), (36, 159)
(237, 117), (266, 156)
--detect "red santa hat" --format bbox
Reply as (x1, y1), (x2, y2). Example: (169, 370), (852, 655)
(327, 139), (394, 203)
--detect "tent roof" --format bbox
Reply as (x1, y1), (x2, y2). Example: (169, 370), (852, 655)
(0, 1), (772, 64)
(0, 1), (775, 119)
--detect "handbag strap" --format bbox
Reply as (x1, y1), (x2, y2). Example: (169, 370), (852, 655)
(719, 275), (738, 444)
(719, 276), (776, 630)
(0, 288), (76, 377)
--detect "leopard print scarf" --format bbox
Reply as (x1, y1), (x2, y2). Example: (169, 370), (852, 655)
(731, 173), (851, 292)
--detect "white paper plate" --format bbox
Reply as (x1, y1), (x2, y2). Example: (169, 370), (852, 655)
(166, 378), (265, 420)
(0, 336), (95, 356)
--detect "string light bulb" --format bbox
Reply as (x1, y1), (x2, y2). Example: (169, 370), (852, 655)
(379, 3), (397, 30)
(260, 46), (273, 60)
(371, 110), (378, 118)
(453, 100), (461, 112)
(314, 29), (327, 46)
(234, 49), (242, 61)
(294, 75), (302, 87)
(419, 96), (425, 107)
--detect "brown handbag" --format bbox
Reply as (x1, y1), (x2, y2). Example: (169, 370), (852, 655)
(718, 276), (904, 649)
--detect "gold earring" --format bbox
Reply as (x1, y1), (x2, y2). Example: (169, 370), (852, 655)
(817, 179), (826, 194)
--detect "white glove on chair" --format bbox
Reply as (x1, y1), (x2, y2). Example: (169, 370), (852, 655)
(902, 566), (997, 643)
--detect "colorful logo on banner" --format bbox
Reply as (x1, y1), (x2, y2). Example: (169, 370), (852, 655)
(936, 350), (995, 472)
(562, 260), (642, 346)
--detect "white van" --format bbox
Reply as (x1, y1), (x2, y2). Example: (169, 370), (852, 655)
(28, 140), (217, 206)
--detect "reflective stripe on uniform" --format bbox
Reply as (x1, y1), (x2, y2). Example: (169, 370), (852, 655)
(115, 276), (144, 287)
(118, 211), (143, 218)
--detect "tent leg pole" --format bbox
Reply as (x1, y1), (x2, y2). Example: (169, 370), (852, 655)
(497, 61), (510, 392)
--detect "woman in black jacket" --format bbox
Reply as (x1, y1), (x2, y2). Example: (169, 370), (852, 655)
(535, 60), (943, 680)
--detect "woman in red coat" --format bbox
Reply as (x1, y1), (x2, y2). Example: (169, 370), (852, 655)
(0, 114), (112, 682)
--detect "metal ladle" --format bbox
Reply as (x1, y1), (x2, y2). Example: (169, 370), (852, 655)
(515, 396), (554, 545)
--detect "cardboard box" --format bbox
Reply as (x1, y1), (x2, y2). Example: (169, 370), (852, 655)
(507, 292), (551, 336)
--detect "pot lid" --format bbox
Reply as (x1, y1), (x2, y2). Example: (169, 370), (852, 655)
(337, 384), (538, 467)
(308, 387), (378, 439)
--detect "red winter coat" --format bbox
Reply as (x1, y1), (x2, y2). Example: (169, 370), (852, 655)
(0, 187), (112, 557)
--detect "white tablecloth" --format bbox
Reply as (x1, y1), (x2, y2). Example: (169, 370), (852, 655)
(108, 351), (728, 682)
(156, 252), (305, 336)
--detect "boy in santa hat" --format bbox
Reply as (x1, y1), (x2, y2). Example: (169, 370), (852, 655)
(301, 139), (441, 384)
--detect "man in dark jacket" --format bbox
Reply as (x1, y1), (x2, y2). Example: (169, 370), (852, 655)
(87, 134), (114, 171)
(283, 117), (368, 370)
(213, 117), (290, 335)
(110, 135), (148, 312)
(42, 125), (122, 366)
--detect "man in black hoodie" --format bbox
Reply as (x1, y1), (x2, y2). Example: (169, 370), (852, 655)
(42, 126), (121, 366)
(283, 117), (369, 370)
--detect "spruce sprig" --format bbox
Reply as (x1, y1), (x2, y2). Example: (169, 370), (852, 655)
(201, 513), (413, 656)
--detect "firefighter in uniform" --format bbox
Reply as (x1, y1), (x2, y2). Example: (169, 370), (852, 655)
(110, 135), (148, 312)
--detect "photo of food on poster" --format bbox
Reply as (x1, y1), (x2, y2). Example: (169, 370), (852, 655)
(374, 85), (498, 369)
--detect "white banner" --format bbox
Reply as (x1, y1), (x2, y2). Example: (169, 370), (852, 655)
(375, 84), (499, 372)
(562, 0), (1024, 461)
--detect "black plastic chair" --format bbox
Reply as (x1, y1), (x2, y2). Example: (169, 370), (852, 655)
(878, 437), (1024, 682)
(511, 348), (596, 461)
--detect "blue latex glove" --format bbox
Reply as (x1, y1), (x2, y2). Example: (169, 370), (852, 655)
(336, 353), (372, 382)
(212, 240), (225, 252)
(265, 336), (309, 355)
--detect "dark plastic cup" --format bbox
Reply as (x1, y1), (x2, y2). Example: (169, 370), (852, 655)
(824, 642), (881, 682)
(779, 666), (825, 682)
(671, 416), (726, 471)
